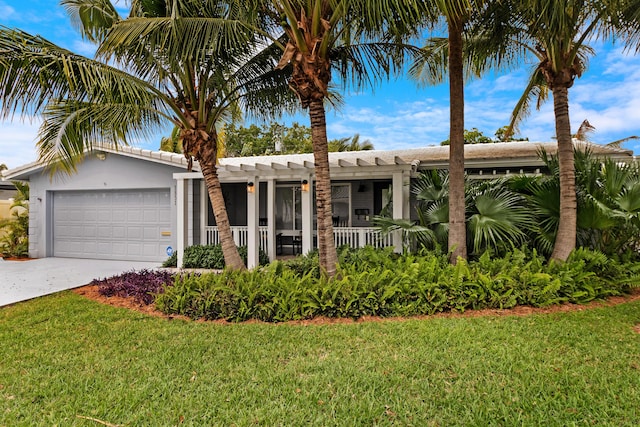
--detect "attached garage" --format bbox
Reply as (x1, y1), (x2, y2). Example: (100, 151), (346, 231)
(52, 189), (172, 261)
(4, 146), (190, 262)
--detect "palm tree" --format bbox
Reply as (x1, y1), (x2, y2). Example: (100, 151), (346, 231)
(0, 0), (295, 269)
(244, 0), (426, 276)
(328, 134), (374, 152)
(498, 0), (640, 261)
(526, 148), (640, 258)
(410, 0), (486, 263)
(159, 126), (183, 154)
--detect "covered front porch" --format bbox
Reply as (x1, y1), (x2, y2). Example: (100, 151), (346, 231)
(174, 150), (418, 268)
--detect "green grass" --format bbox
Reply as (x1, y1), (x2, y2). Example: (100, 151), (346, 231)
(1, 292), (639, 426)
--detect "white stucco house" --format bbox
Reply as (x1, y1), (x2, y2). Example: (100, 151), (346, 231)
(3, 140), (633, 267)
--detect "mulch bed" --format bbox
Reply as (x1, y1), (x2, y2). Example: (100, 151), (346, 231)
(73, 285), (640, 327)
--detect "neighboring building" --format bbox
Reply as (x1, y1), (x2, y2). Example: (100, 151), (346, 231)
(4, 141), (633, 266)
(0, 181), (18, 223)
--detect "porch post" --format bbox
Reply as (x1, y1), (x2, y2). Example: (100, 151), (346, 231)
(392, 171), (409, 253)
(266, 179), (277, 261)
(247, 177), (260, 269)
(176, 177), (188, 268)
(199, 180), (206, 245)
(301, 174), (313, 254)
(187, 179), (194, 246)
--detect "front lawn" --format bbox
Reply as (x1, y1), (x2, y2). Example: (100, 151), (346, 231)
(1, 292), (639, 426)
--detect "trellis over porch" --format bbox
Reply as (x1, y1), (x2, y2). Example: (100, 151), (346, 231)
(174, 150), (420, 268)
(172, 141), (633, 268)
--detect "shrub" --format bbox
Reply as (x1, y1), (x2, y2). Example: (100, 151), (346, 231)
(154, 247), (640, 322)
(162, 244), (270, 269)
(93, 269), (176, 305)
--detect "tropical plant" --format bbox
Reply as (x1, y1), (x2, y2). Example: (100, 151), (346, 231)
(522, 148), (640, 259)
(244, 0), (425, 276)
(327, 134), (374, 152)
(410, 0), (488, 263)
(375, 169), (532, 257)
(158, 126), (183, 154)
(494, 0), (640, 261)
(0, 181), (29, 258)
(0, 0), (297, 270)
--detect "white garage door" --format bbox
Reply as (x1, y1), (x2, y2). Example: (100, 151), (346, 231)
(53, 189), (172, 261)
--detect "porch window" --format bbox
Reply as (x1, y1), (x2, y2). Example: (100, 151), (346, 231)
(276, 185), (302, 231)
(331, 183), (351, 227)
(275, 183), (352, 231)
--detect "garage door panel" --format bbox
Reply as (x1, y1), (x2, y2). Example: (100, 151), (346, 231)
(111, 209), (126, 222)
(143, 209), (158, 222)
(98, 210), (112, 222)
(82, 226), (97, 238)
(112, 226), (126, 238)
(53, 189), (171, 261)
(98, 226), (112, 238)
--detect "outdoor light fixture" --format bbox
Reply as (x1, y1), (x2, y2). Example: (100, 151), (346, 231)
(247, 181), (255, 193)
(301, 179), (309, 192)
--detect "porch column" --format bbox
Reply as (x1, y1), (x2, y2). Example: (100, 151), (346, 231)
(187, 179), (194, 246)
(392, 171), (410, 253)
(200, 180), (207, 245)
(176, 177), (189, 268)
(247, 177), (260, 269)
(266, 179), (277, 261)
(301, 175), (313, 254)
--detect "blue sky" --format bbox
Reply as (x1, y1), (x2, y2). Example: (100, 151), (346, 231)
(2, 0), (640, 169)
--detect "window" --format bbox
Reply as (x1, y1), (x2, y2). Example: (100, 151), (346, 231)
(276, 185), (302, 231)
(331, 184), (351, 227)
(275, 182), (352, 231)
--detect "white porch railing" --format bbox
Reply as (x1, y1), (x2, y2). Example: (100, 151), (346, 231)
(333, 227), (394, 248)
(205, 226), (392, 250)
(206, 226), (269, 249)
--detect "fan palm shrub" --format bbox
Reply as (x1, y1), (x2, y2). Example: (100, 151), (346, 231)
(522, 148), (640, 259)
(375, 170), (533, 258)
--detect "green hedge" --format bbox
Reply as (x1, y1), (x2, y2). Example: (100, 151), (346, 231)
(162, 244), (270, 269)
(154, 247), (640, 322)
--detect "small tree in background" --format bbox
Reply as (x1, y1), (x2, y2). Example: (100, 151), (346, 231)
(0, 181), (29, 259)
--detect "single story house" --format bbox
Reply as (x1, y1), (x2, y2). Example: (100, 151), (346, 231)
(4, 140), (633, 267)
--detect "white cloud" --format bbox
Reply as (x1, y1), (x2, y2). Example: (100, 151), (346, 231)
(72, 40), (98, 57)
(0, 120), (40, 169)
(0, 2), (15, 18)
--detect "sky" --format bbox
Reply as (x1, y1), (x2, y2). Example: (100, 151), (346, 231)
(2, 0), (640, 170)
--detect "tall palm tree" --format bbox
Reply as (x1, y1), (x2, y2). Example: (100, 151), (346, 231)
(410, 0), (484, 263)
(244, 0), (426, 276)
(0, 0), (295, 269)
(497, 0), (640, 261)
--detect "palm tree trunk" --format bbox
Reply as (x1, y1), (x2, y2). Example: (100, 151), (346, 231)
(190, 131), (246, 271)
(447, 17), (467, 263)
(550, 85), (577, 261)
(308, 98), (338, 277)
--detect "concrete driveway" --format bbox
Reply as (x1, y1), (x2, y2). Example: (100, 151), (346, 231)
(0, 257), (161, 307)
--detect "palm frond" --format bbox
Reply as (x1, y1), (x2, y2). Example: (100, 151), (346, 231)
(62, 0), (121, 44)
(508, 67), (548, 135)
(37, 100), (166, 174)
(0, 27), (167, 121)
